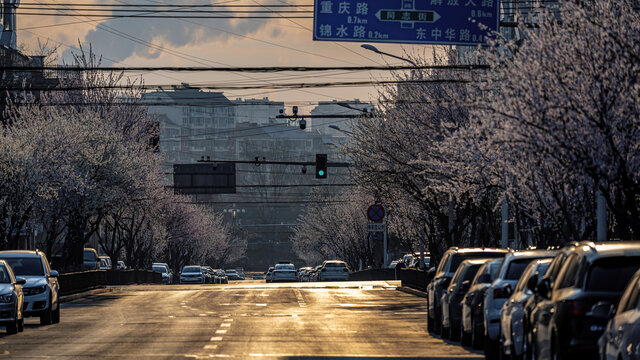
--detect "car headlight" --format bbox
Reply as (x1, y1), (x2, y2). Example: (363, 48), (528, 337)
(24, 285), (47, 295)
(0, 294), (13, 303)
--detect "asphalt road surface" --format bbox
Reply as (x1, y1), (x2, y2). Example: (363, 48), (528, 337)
(0, 281), (482, 359)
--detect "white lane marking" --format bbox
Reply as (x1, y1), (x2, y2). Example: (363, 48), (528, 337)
(203, 345), (218, 350)
(215, 329), (227, 334)
(255, 303), (267, 307)
(220, 323), (231, 327)
(223, 318), (233, 322)
(210, 337), (223, 341)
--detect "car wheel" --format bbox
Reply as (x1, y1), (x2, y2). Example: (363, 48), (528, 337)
(441, 311), (450, 339)
(484, 335), (500, 360)
(472, 317), (483, 349)
(450, 317), (460, 342)
(6, 318), (18, 335)
(52, 302), (60, 324)
(460, 322), (471, 346)
(40, 301), (53, 325)
(17, 317), (24, 332)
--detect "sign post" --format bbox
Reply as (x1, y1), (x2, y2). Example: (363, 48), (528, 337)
(313, 0), (499, 46)
(367, 204), (388, 268)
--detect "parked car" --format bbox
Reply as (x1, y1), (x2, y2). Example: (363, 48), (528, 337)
(427, 247), (508, 335)
(216, 269), (228, 284)
(311, 265), (322, 281)
(180, 265), (205, 284)
(598, 268), (640, 360)
(461, 258), (504, 349)
(202, 266), (214, 284)
(410, 255), (431, 270)
(252, 273), (264, 280)
(273, 263), (297, 282)
(482, 249), (557, 359)
(116, 261), (126, 270)
(98, 258), (109, 270)
(225, 269), (240, 281)
(0, 250), (60, 325)
(441, 258), (491, 340)
(297, 267), (313, 281)
(152, 264), (173, 284)
(99, 256), (112, 270)
(318, 260), (350, 281)
(499, 258), (553, 360)
(83, 248), (99, 270)
(265, 267), (274, 283)
(0, 260), (25, 334)
(531, 242), (640, 360)
(236, 268), (245, 280)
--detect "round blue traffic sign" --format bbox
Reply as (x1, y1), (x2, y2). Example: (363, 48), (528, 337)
(367, 204), (385, 222)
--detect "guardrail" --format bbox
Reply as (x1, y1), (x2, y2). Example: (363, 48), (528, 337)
(58, 270), (163, 296)
(349, 268), (429, 291)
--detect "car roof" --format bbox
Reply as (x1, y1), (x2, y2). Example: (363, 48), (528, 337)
(451, 248), (508, 254)
(461, 258), (493, 266)
(0, 250), (42, 258)
(578, 241), (640, 259)
(506, 249), (558, 259)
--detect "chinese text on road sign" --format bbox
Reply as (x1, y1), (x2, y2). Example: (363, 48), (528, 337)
(313, 0), (499, 46)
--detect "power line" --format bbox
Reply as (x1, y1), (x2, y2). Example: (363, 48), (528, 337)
(1, 64), (487, 72)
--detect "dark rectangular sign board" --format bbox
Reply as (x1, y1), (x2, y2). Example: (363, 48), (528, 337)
(173, 163), (236, 194)
(313, 0), (499, 46)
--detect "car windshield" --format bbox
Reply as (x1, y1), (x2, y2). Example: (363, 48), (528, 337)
(183, 266), (200, 273)
(1, 257), (44, 276)
(324, 263), (345, 268)
(0, 265), (11, 283)
(84, 250), (97, 261)
(449, 252), (504, 273)
(152, 266), (167, 273)
(276, 264), (295, 270)
(505, 259), (536, 280)
(586, 256), (640, 292)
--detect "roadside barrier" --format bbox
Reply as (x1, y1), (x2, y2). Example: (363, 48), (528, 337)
(58, 270), (163, 296)
(349, 268), (428, 291)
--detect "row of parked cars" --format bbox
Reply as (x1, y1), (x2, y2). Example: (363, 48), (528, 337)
(175, 265), (245, 284)
(0, 250), (60, 335)
(426, 241), (640, 360)
(389, 252), (431, 269)
(83, 248), (126, 270)
(264, 260), (351, 282)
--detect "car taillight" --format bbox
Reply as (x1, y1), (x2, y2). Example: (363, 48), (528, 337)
(493, 286), (510, 298)
(569, 300), (591, 317)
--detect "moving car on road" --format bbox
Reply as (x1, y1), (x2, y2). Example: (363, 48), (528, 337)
(598, 268), (640, 360)
(0, 250), (60, 325)
(272, 263), (297, 282)
(0, 260), (25, 334)
(180, 265), (205, 284)
(318, 260), (350, 281)
(427, 247), (508, 335)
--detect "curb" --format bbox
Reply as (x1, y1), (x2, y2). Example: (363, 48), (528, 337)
(397, 286), (427, 298)
(60, 287), (113, 303)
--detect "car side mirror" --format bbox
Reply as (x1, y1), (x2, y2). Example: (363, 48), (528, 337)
(15, 277), (26, 285)
(50, 270), (59, 278)
(536, 278), (551, 299)
(460, 280), (471, 292)
(590, 302), (615, 319)
(526, 275), (538, 292)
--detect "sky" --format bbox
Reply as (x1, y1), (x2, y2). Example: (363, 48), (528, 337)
(18, 0), (434, 113)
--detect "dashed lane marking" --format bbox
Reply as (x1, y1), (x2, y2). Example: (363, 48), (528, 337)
(215, 329), (227, 334)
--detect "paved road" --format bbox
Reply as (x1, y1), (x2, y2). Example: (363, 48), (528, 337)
(0, 281), (482, 359)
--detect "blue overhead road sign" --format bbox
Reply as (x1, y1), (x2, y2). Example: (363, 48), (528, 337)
(313, 0), (499, 46)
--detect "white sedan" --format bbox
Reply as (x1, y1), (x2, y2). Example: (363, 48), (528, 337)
(272, 264), (297, 282)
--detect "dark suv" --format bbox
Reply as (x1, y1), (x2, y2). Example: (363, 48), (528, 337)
(531, 242), (640, 360)
(427, 247), (508, 334)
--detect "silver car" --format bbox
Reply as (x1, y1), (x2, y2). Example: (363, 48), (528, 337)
(0, 250), (60, 325)
(318, 260), (350, 281)
(180, 265), (205, 284)
(272, 264), (297, 282)
(0, 261), (25, 334)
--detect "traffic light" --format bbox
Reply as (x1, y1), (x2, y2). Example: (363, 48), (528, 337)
(315, 154), (327, 179)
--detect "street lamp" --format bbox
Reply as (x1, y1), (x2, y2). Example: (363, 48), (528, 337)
(361, 44), (417, 66)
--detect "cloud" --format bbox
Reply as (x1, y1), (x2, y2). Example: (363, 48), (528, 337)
(60, 1), (269, 65)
